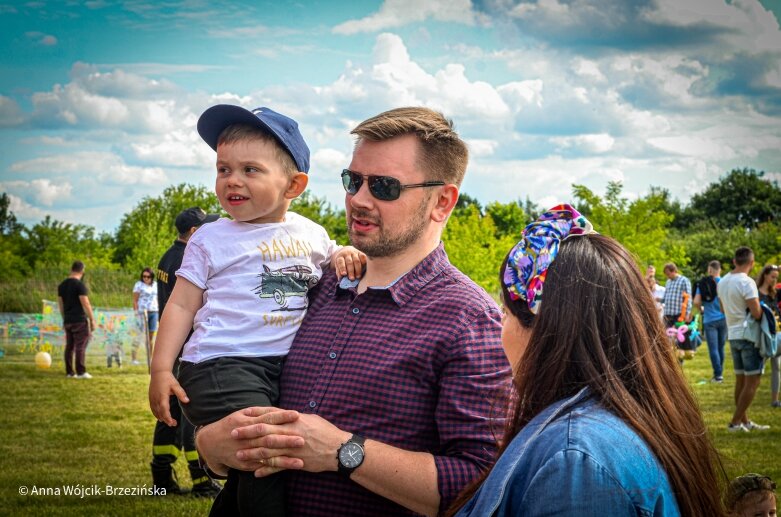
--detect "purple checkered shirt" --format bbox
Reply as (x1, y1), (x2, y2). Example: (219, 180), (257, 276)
(279, 243), (511, 516)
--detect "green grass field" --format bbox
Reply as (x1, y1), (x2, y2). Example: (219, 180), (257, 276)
(0, 341), (779, 515)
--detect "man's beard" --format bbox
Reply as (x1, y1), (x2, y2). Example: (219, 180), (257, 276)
(347, 197), (429, 258)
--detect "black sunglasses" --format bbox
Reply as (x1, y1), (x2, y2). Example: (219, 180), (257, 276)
(142, 274), (152, 279)
(341, 169), (444, 201)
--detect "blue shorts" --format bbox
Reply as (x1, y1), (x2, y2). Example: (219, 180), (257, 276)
(138, 310), (159, 332)
(730, 339), (765, 376)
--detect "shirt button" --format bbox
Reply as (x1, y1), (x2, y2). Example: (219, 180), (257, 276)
(308, 401), (317, 408)
(329, 352), (337, 359)
(352, 308), (360, 314)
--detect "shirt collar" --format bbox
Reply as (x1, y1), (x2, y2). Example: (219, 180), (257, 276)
(334, 243), (449, 307)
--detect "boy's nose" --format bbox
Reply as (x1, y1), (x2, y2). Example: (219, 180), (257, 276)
(226, 174), (244, 187)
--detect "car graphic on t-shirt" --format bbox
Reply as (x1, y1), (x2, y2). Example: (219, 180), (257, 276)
(253, 264), (318, 310)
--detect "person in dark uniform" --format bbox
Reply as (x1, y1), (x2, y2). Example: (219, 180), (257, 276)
(150, 207), (221, 496)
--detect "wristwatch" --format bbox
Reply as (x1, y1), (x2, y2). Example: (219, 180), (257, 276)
(337, 434), (366, 477)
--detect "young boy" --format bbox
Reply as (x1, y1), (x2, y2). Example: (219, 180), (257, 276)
(149, 105), (365, 514)
(725, 473), (777, 517)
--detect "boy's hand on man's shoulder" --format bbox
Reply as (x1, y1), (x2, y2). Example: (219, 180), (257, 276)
(333, 246), (367, 281)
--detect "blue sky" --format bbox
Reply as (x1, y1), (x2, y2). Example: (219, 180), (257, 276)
(1, 0), (780, 233)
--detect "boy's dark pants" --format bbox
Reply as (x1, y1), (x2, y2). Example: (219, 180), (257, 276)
(178, 356), (285, 517)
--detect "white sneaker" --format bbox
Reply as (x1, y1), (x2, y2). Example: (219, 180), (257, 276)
(66, 374), (75, 378)
(75, 372), (93, 379)
(727, 422), (748, 432)
(131, 360), (140, 365)
(745, 421), (770, 431)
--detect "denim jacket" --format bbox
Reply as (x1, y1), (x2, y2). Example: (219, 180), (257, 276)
(455, 388), (680, 516)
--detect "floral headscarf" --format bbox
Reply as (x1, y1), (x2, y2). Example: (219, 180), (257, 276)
(503, 204), (595, 314)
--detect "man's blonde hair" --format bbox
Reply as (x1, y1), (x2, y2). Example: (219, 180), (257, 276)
(217, 124), (298, 176)
(351, 107), (468, 186)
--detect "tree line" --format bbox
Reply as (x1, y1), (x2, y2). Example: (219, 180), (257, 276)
(2, 168), (780, 312)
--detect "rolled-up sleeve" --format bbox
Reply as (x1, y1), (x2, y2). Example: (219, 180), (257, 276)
(434, 306), (511, 510)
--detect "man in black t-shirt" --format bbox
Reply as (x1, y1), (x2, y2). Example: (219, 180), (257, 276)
(57, 260), (96, 378)
(150, 207), (220, 497)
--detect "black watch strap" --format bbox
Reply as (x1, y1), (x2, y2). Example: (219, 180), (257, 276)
(337, 434), (366, 477)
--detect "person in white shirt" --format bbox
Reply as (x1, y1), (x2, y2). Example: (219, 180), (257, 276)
(131, 267), (158, 366)
(718, 246), (769, 433)
(148, 105), (365, 514)
(646, 265), (665, 320)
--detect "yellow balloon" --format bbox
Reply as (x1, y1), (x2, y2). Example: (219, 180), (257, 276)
(35, 351), (52, 369)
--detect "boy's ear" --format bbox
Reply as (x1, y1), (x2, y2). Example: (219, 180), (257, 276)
(285, 172), (309, 199)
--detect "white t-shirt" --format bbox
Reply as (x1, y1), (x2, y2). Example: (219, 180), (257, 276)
(717, 271), (758, 339)
(652, 284), (665, 302)
(177, 213), (338, 363)
(133, 281), (158, 312)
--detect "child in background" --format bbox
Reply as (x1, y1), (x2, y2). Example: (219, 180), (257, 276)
(149, 104), (365, 515)
(725, 473), (777, 517)
(105, 334), (122, 368)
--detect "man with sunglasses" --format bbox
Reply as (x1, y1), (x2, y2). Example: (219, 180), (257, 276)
(195, 107), (510, 516)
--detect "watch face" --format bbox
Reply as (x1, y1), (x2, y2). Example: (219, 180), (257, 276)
(338, 442), (364, 469)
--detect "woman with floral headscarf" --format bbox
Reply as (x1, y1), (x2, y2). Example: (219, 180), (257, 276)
(447, 205), (726, 517)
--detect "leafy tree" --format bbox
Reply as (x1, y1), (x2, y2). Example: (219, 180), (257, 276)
(0, 193), (23, 236)
(686, 168), (781, 229)
(647, 186), (694, 230)
(443, 205), (516, 295)
(0, 193), (30, 279)
(455, 192), (482, 213)
(22, 216), (115, 270)
(0, 233), (31, 280)
(521, 196), (542, 221)
(113, 183), (221, 272)
(573, 181), (687, 271)
(484, 200), (529, 238)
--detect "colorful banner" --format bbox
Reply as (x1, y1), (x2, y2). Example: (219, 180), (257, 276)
(0, 300), (147, 358)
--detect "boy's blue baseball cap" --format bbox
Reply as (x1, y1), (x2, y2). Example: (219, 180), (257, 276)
(197, 104), (310, 173)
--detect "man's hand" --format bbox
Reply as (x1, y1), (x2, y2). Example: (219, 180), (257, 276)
(333, 246), (367, 281)
(232, 411), (350, 477)
(195, 407), (305, 477)
(148, 371), (190, 426)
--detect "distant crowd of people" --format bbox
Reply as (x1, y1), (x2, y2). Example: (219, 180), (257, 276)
(646, 246), (780, 434)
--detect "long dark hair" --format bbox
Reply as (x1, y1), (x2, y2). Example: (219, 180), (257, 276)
(756, 264), (778, 298)
(448, 234), (725, 516)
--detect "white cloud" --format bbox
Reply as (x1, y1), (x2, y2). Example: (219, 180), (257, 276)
(497, 80), (544, 110)
(0, 95), (25, 126)
(507, 0), (625, 31)
(9, 152), (167, 186)
(573, 58), (607, 82)
(1, 179), (73, 206)
(647, 135), (738, 161)
(27, 81), (187, 133)
(642, 0), (781, 54)
(551, 133), (615, 154)
(333, 0), (487, 34)
(130, 128), (213, 167)
(466, 139), (499, 157)
(19, 135), (78, 146)
(5, 193), (47, 222)
(312, 148), (350, 173)
(25, 31), (57, 46)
